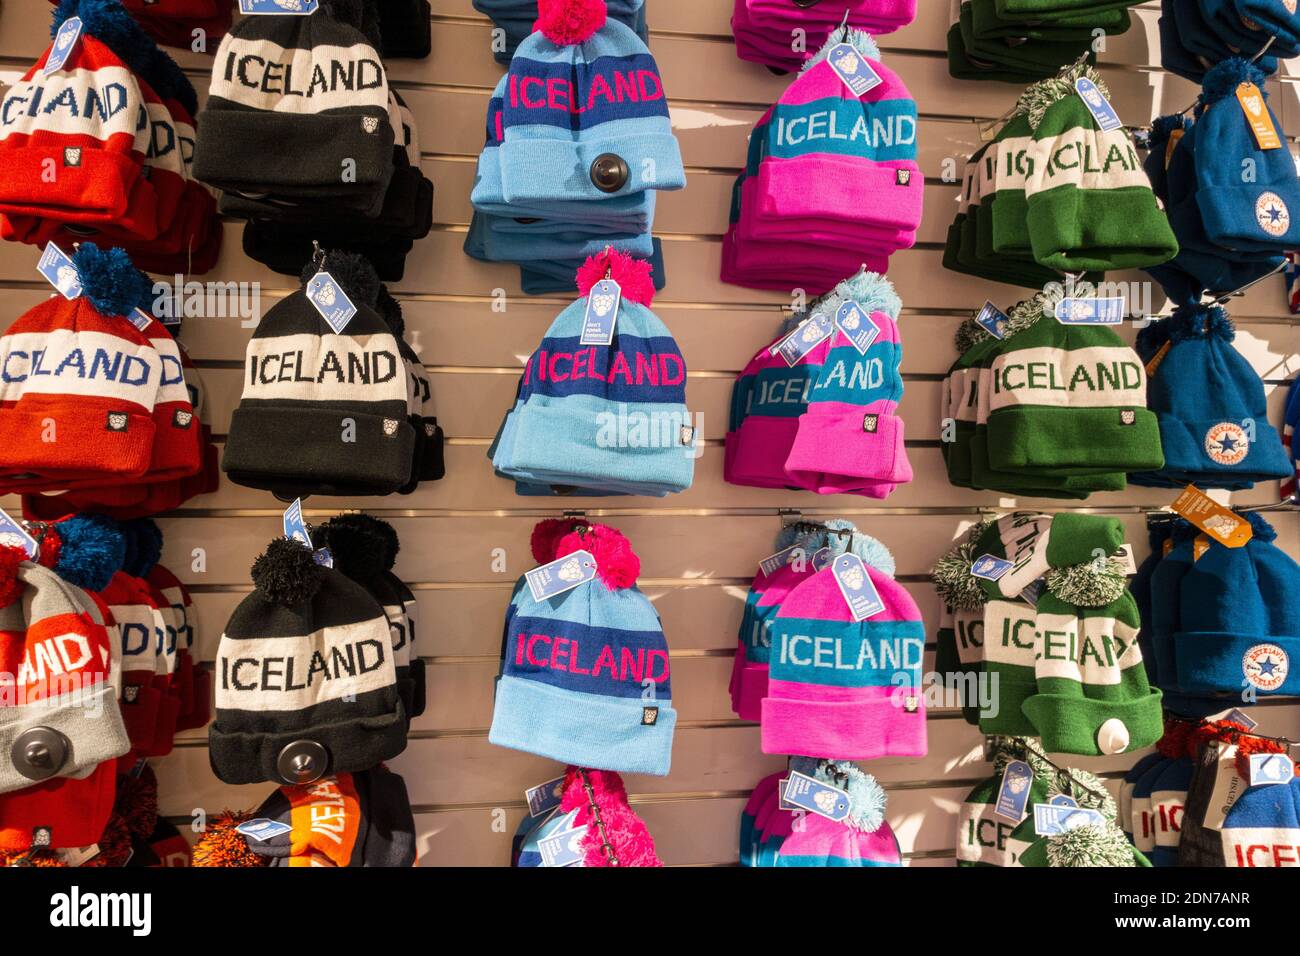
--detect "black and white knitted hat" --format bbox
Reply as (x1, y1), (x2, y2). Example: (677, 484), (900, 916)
(222, 251), (418, 498)
(209, 537), (407, 786)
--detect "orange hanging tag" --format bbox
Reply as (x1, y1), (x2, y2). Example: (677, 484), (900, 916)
(1193, 534), (1211, 562)
(1164, 127), (1184, 169)
(1170, 485), (1254, 548)
(1145, 339), (1172, 376)
(1236, 82), (1282, 150)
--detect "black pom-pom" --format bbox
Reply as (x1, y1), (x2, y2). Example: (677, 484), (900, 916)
(124, 518), (163, 577)
(317, 517), (392, 580)
(299, 250), (380, 308)
(375, 284), (405, 338)
(327, 513), (399, 569)
(251, 538), (323, 607)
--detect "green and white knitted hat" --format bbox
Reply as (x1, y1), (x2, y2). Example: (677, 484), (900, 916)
(984, 286), (1165, 477)
(1018, 767), (1152, 867)
(956, 736), (1055, 866)
(942, 315), (995, 489)
(933, 519), (995, 726)
(1021, 62), (1178, 272)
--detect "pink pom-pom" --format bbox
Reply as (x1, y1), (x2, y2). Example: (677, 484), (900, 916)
(575, 248), (655, 307)
(553, 522), (640, 590)
(535, 0), (606, 45)
(530, 517), (584, 564)
(559, 767), (662, 867)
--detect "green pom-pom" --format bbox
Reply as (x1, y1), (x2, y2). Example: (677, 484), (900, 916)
(1051, 768), (1117, 820)
(1045, 557), (1127, 608)
(932, 519), (995, 612)
(954, 316), (990, 355)
(1046, 824), (1136, 867)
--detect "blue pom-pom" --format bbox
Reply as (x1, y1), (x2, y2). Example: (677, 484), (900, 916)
(1135, 315), (1170, 354)
(123, 518), (163, 577)
(1202, 58), (1266, 106)
(823, 519), (896, 577)
(53, 514), (126, 591)
(71, 244), (149, 319)
(1167, 303), (1235, 343)
(1148, 113), (1189, 150)
(1242, 511), (1278, 543)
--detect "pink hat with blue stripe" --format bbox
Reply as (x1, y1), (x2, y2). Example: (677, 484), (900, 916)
(772, 759), (902, 866)
(762, 529), (926, 759)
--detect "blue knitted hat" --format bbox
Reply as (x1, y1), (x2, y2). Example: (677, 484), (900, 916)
(1131, 304), (1292, 488)
(1221, 773), (1300, 866)
(1199, 0), (1300, 56)
(497, 0), (684, 204)
(1194, 59), (1300, 252)
(491, 250), (695, 496)
(472, 0), (648, 64)
(488, 522), (677, 775)
(1148, 756), (1194, 866)
(1120, 751), (1168, 842)
(1174, 512), (1300, 697)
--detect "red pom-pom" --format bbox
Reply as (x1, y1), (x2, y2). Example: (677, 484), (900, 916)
(535, 0), (606, 45)
(530, 518), (584, 564)
(0, 545), (26, 608)
(554, 522), (639, 590)
(576, 248), (656, 307)
(1157, 716), (1194, 758)
(29, 522), (61, 571)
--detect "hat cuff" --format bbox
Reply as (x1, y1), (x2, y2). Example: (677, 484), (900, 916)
(208, 704), (408, 786)
(783, 404), (911, 492)
(0, 764), (117, 851)
(223, 405), (416, 496)
(1174, 632), (1300, 696)
(755, 156), (923, 237)
(1154, 412), (1294, 483)
(0, 148), (139, 222)
(498, 130), (685, 203)
(1020, 688), (1165, 756)
(0, 406), (155, 482)
(1197, 184), (1300, 252)
(733, 660), (769, 722)
(1026, 185), (1179, 271)
(986, 404), (1164, 472)
(977, 667), (1039, 735)
(760, 685), (926, 759)
(730, 416), (802, 488)
(0, 683), (129, 794)
(488, 675), (676, 776)
(119, 680), (164, 755)
(193, 109), (395, 195)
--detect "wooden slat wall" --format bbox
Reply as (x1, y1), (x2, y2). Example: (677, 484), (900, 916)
(1, 0), (1298, 867)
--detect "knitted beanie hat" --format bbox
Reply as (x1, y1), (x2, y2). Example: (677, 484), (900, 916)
(119, 522), (182, 758)
(242, 767), (417, 867)
(738, 773), (781, 866)
(1221, 771), (1300, 867)
(497, 0), (684, 203)
(773, 760), (902, 866)
(970, 512), (1125, 736)
(145, 557), (208, 734)
(0, 246), (162, 488)
(376, 285), (444, 488)
(0, 544), (128, 795)
(491, 251), (695, 497)
(783, 271), (912, 496)
(314, 514), (419, 724)
(1193, 59), (1300, 253)
(0, 0), (153, 226)
(955, 736), (1054, 867)
(932, 518), (995, 726)
(1174, 512), (1300, 697)
(489, 522), (677, 775)
(210, 536), (406, 786)
(0, 763), (117, 854)
(983, 287), (1164, 476)
(1146, 751), (1194, 866)
(1022, 63), (1178, 271)
(762, 530), (927, 760)
(1019, 767), (1152, 867)
(222, 251), (417, 498)
(1132, 304), (1291, 488)
(193, 0), (395, 208)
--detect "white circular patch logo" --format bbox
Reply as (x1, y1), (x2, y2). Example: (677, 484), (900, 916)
(1243, 643), (1288, 691)
(1256, 192), (1290, 237)
(1204, 422), (1249, 465)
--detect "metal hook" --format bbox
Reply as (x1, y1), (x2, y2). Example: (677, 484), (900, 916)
(1211, 259), (1287, 304)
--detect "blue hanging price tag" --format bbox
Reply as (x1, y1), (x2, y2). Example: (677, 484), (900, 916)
(772, 312), (834, 367)
(974, 300), (1009, 339)
(312, 547), (334, 568)
(282, 498), (311, 548)
(44, 18), (83, 75)
(1075, 77), (1123, 132)
(830, 553), (885, 621)
(994, 760), (1034, 821)
(825, 43), (882, 97)
(236, 818), (293, 841)
(240, 0), (320, 14)
(1054, 296), (1126, 325)
(37, 242), (82, 300)
(784, 770), (853, 822)
(525, 549), (598, 602)
(0, 509), (39, 561)
(1248, 752), (1294, 786)
(580, 278), (621, 346)
(305, 271), (358, 334)
(970, 553), (1014, 581)
(525, 776), (566, 817)
(834, 300), (881, 355)
(538, 826), (588, 867)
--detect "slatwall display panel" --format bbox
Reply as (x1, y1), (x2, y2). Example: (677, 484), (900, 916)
(1, 0), (1299, 868)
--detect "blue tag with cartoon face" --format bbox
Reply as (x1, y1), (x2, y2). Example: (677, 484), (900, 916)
(811, 546), (834, 572)
(526, 776), (566, 817)
(580, 278), (621, 346)
(312, 547), (334, 568)
(538, 825), (588, 867)
(834, 300), (881, 355)
(773, 312), (834, 367)
(1249, 752), (1294, 786)
(37, 243), (81, 300)
(0, 509), (39, 561)
(236, 818), (293, 841)
(825, 43), (882, 97)
(974, 300), (1009, 339)
(783, 770), (852, 822)
(1074, 77), (1123, 132)
(1019, 578), (1045, 607)
(305, 271), (358, 334)
(831, 553), (885, 621)
(282, 498), (311, 548)
(526, 549), (597, 602)
(970, 553), (1014, 581)
(994, 759), (1033, 821)
(758, 544), (802, 577)
(1054, 296), (1126, 325)
(1226, 707), (1259, 730)
(239, 0), (319, 14)
(44, 18), (83, 76)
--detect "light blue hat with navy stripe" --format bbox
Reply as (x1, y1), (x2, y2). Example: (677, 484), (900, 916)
(489, 521), (677, 775)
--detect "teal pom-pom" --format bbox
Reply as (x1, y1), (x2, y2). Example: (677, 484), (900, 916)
(51, 514), (125, 591)
(803, 26), (880, 72)
(1202, 58), (1266, 106)
(70, 245), (149, 319)
(836, 270), (902, 321)
(823, 519), (896, 577)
